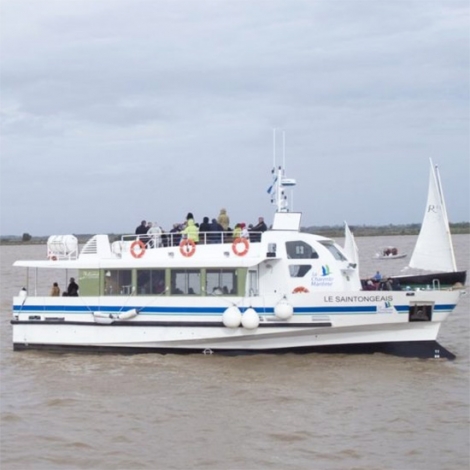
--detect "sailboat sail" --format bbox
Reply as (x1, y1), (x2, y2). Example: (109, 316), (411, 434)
(408, 159), (457, 273)
(343, 221), (359, 271)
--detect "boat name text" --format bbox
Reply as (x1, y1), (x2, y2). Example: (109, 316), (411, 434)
(324, 295), (393, 303)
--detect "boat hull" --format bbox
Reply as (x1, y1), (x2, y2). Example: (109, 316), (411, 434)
(392, 270), (467, 288)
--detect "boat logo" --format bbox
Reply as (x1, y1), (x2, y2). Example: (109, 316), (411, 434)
(377, 301), (395, 314)
(321, 265), (331, 276)
(311, 266), (333, 287)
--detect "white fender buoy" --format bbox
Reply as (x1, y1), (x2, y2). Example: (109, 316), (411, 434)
(222, 306), (242, 328)
(117, 308), (139, 320)
(241, 308), (259, 330)
(92, 312), (114, 324)
(274, 298), (294, 320)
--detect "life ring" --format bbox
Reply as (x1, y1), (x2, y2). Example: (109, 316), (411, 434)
(49, 255), (57, 261)
(180, 239), (196, 257)
(292, 286), (309, 294)
(232, 237), (249, 256)
(130, 240), (146, 258)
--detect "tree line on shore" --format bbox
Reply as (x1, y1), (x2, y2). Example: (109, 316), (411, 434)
(1, 222), (469, 245)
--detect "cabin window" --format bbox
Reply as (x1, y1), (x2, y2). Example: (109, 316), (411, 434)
(289, 265), (312, 277)
(104, 270), (132, 295)
(206, 269), (237, 295)
(137, 269), (166, 295)
(248, 270), (258, 296)
(285, 241), (319, 259)
(171, 269), (201, 295)
(320, 243), (347, 261)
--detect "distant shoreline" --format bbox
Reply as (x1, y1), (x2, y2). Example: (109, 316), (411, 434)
(1, 223), (469, 245)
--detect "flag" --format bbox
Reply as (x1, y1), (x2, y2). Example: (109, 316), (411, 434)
(267, 176), (278, 194)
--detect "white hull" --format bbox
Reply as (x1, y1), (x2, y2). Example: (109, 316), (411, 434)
(13, 320), (441, 351)
(374, 254), (407, 260)
(12, 290), (457, 353)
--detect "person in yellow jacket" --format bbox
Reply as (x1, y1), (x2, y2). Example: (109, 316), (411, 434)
(232, 223), (242, 240)
(217, 208), (230, 231)
(181, 218), (199, 243)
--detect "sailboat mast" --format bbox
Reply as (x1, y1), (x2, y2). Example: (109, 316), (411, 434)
(433, 161), (457, 271)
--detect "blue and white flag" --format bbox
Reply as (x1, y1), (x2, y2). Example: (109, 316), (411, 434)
(267, 176), (278, 194)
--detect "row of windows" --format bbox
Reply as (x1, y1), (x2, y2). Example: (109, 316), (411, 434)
(104, 269), (239, 296)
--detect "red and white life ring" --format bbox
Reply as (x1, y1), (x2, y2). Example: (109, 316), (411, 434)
(130, 240), (146, 258)
(180, 239), (196, 257)
(232, 237), (249, 257)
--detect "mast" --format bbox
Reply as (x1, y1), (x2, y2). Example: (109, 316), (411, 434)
(269, 129), (296, 213)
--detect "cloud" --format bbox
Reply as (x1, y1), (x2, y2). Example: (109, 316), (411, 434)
(1, 0), (468, 235)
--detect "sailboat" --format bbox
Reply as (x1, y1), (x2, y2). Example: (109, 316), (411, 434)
(392, 159), (466, 288)
(343, 221), (359, 271)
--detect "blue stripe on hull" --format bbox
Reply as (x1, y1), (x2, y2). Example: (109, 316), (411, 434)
(13, 304), (456, 315)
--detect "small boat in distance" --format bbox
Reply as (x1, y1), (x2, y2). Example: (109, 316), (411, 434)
(374, 247), (407, 260)
(392, 159), (466, 288)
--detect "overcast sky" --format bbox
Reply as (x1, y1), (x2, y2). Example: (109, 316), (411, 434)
(1, 0), (469, 236)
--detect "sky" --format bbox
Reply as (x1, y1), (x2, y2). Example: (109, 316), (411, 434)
(1, 0), (469, 237)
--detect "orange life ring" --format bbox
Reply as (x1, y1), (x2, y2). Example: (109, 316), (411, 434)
(49, 255), (57, 261)
(232, 237), (249, 256)
(292, 286), (309, 294)
(180, 239), (196, 257)
(130, 240), (146, 258)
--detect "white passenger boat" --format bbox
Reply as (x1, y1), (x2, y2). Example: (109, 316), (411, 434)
(11, 164), (465, 359)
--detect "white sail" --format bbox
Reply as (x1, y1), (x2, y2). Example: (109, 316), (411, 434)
(408, 159), (457, 272)
(343, 221), (359, 271)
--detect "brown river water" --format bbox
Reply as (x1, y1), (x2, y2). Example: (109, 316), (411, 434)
(1, 235), (469, 470)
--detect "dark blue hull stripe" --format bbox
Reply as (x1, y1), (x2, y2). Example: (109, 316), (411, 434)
(13, 304), (455, 314)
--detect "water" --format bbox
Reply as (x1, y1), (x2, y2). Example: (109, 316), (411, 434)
(1, 235), (469, 470)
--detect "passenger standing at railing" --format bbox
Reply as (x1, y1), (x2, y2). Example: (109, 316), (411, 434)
(181, 218), (199, 243)
(217, 208), (230, 231)
(147, 222), (163, 248)
(135, 220), (148, 235)
(209, 218), (224, 243)
(199, 217), (211, 244)
(232, 223), (242, 240)
(169, 223), (182, 246)
(249, 216), (268, 242)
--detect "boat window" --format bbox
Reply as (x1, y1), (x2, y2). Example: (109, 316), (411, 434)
(104, 270), (132, 295)
(289, 265), (312, 277)
(320, 243), (347, 261)
(137, 269), (166, 295)
(285, 241), (319, 259)
(248, 270), (258, 296)
(171, 270), (201, 295)
(206, 269), (237, 295)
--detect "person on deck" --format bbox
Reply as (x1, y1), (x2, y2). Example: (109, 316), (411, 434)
(209, 218), (224, 243)
(198, 217), (211, 244)
(372, 271), (382, 282)
(135, 220), (148, 235)
(66, 278), (79, 296)
(217, 208), (230, 231)
(249, 216), (268, 242)
(147, 222), (163, 248)
(181, 218), (199, 243)
(50, 282), (60, 296)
